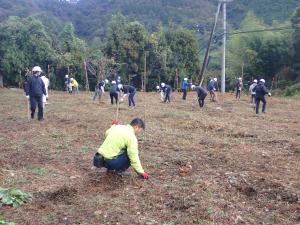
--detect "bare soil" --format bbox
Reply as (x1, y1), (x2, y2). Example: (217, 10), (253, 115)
(0, 88), (300, 225)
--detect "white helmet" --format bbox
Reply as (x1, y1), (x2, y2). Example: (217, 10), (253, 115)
(213, 78), (217, 82)
(70, 78), (74, 81)
(161, 82), (165, 87)
(156, 85), (160, 90)
(117, 76), (121, 80)
(32, 66), (42, 72)
(191, 85), (196, 90)
(238, 77), (242, 80)
(65, 74), (69, 78)
(184, 78), (188, 81)
(105, 79), (109, 84)
(118, 84), (123, 89)
(260, 79), (265, 83)
(253, 79), (257, 83)
(111, 80), (116, 84)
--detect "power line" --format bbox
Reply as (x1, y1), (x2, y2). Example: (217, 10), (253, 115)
(228, 26), (298, 36)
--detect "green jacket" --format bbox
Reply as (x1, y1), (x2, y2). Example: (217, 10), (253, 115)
(97, 124), (144, 174)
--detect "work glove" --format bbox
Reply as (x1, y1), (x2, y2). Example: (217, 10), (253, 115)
(112, 119), (119, 125)
(140, 172), (149, 180)
(268, 93), (271, 97)
(26, 95), (29, 100)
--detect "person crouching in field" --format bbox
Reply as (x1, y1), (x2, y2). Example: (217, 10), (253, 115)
(191, 85), (208, 108)
(70, 78), (79, 94)
(93, 118), (149, 179)
(25, 66), (46, 121)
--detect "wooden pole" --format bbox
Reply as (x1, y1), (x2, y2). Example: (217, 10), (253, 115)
(84, 60), (90, 92)
(143, 51), (147, 141)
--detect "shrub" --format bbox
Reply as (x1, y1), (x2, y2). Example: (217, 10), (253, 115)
(0, 187), (32, 207)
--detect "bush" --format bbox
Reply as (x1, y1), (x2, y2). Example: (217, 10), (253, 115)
(285, 82), (300, 96)
(0, 187), (32, 207)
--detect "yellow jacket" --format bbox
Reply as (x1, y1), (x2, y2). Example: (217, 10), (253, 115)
(71, 79), (78, 87)
(97, 124), (144, 174)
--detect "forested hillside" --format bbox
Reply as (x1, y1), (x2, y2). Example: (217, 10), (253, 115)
(0, 0), (300, 95)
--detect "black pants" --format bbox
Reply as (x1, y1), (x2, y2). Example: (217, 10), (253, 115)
(198, 94), (207, 108)
(30, 95), (43, 120)
(110, 92), (118, 105)
(164, 90), (171, 103)
(128, 91), (136, 107)
(236, 90), (241, 99)
(256, 96), (266, 114)
(182, 89), (187, 100)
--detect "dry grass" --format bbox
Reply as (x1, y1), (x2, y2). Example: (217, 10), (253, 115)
(0, 88), (300, 225)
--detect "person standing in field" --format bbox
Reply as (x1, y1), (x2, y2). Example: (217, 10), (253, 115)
(254, 79), (271, 114)
(40, 72), (49, 105)
(182, 77), (189, 100)
(93, 79), (108, 101)
(161, 82), (172, 103)
(93, 118), (149, 179)
(249, 79), (258, 106)
(208, 77), (218, 102)
(109, 80), (119, 105)
(235, 77), (243, 99)
(25, 66), (46, 121)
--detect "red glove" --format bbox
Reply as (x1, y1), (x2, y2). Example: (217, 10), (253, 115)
(141, 172), (149, 179)
(112, 119), (119, 125)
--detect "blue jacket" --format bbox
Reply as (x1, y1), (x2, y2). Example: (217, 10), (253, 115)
(26, 76), (46, 97)
(208, 80), (216, 91)
(182, 80), (188, 90)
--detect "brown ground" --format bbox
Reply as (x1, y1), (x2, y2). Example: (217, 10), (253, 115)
(0, 88), (300, 225)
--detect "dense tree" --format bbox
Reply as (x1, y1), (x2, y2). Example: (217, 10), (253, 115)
(291, 7), (300, 79)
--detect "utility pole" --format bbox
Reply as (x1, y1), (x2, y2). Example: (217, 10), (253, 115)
(220, 0), (234, 93)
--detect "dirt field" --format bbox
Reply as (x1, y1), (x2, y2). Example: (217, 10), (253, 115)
(0, 88), (300, 225)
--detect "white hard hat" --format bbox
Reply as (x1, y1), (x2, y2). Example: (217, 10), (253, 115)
(105, 79), (109, 84)
(156, 85), (160, 90)
(32, 66), (42, 72)
(111, 80), (116, 84)
(213, 78), (217, 82)
(260, 79), (265, 83)
(253, 79), (257, 83)
(70, 78), (74, 81)
(65, 75), (69, 78)
(118, 84), (123, 89)
(184, 78), (188, 81)
(238, 77), (242, 80)
(161, 82), (165, 87)
(191, 85), (196, 90)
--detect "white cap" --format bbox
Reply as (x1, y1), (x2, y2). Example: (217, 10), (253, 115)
(238, 77), (242, 80)
(118, 84), (123, 89)
(105, 79), (109, 84)
(70, 78), (74, 81)
(111, 80), (116, 84)
(191, 85), (196, 90)
(213, 78), (217, 82)
(253, 79), (257, 83)
(184, 78), (188, 81)
(65, 75), (69, 78)
(156, 85), (160, 90)
(161, 82), (165, 87)
(32, 66), (42, 72)
(260, 79), (265, 83)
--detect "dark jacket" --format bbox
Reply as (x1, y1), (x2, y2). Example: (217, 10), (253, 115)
(162, 84), (172, 93)
(109, 84), (118, 94)
(195, 86), (208, 98)
(254, 82), (269, 98)
(26, 76), (46, 97)
(122, 85), (136, 94)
